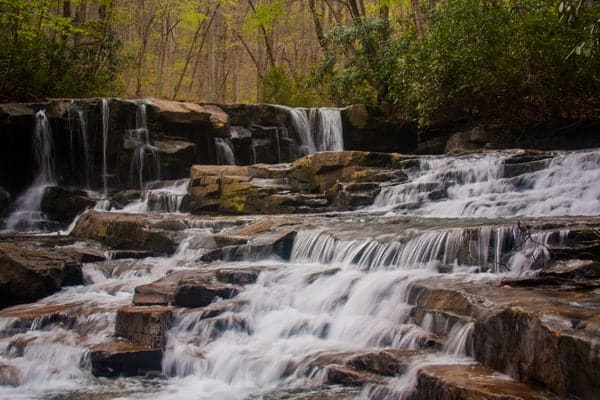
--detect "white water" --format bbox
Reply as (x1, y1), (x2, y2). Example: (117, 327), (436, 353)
(215, 138), (236, 165)
(101, 98), (110, 196)
(281, 106), (344, 154)
(67, 101), (91, 189)
(121, 178), (190, 214)
(128, 101), (161, 190)
(5, 111), (58, 232)
(372, 149), (600, 217)
(3, 143), (599, 398)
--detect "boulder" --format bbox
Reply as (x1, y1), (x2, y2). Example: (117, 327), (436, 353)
(40, 186), (96, 224)
(90, 340), (162, 378)
(115, 306), (174, 349)
(0, 242), (82, 308)
(174, 279), (239, 308)
(148, 99), (229, 137)
(71, 211), (177, 255)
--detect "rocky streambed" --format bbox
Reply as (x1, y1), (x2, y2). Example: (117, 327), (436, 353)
(1, 147), (600, 399)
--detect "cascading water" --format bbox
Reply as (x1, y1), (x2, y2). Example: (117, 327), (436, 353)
(215, 138), (236, 165)
(309, 107), (344, 152)
(281, 106), (344, 154)
(4, 111), (58, 231)
(2, 119), (599, 399)
(128, 101), (161, 190)
(101, 98), (110, 196)
(372, 149), (600, 217)
(67, 101), (91, 189)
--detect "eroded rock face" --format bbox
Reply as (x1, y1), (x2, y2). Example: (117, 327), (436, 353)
(188, 151), (410, 214)
(115, 306), (174, 349)
(71, 211), (177, 255)
(414, 364), (558, 400)
(90, 341), (162, 378)
(0, 242), (82, 309)
(40, 186), (96, 225)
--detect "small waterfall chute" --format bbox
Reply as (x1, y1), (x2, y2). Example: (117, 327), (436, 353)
(5, 110), (58, 231)
(215, 138), (236, 165)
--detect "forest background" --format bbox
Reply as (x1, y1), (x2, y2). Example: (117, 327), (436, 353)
(0, 0), (599, 127)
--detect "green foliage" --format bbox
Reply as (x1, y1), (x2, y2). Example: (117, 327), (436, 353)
(261, 66), (324, 107)
(310, 17), (398, 105)
(0, 0), (125, 99)
(313, 0), (600, 126)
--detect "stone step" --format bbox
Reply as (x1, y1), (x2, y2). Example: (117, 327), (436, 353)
(407, 276), (600, 399)
(90, 340), (162, 378)
(413, 364), (559, 400)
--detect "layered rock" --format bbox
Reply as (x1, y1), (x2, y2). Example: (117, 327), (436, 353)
(189, 151), (410, 214)
(0, 242), (82, 308)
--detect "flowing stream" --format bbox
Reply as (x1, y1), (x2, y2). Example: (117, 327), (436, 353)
(1, 146), (599, 398)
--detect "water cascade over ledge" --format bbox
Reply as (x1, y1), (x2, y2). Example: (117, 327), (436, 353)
(0, 102), (598, 399)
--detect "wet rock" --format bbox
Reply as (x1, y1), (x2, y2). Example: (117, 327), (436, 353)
(215, 268), (261, 285)
(110, 190), (142, 209)
(72, 212), (176, 255)
(324, 364), (384, 386)
(174, 279), (239, 308)
(40, 186), (96, 224)
(414, 364), (559, 400)
(108, 250), (157, 260)
(90, 340), (162, 378)
(345, 349), (433, 377)
(58, 246), (106, 263)
(154, 138), (196, 179)
(0, 363), (22, 386)
(0, 242), (82, 308)
(148, 99), (229, 137)
(115, 306), (174, 349)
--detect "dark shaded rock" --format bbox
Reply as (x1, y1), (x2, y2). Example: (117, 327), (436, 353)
(0, 187), (10, 216)
(108, 250), (157, 260)
(72, 212), (176, 255)
(174, 280), (239, 308)
(414, 364), (559, 400)
(324, 364), (384, 386)
(58, 246), (106, 263)
(115, 306), (173, 349)
(0, 242), (82, 308)
(111, 190), (142, 209)
(341, 104), (418, 154)
(90, 341), (162, 378)
(40, 186), (96, 224)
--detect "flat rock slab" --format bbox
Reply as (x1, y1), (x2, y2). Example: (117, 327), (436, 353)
(90, 341), (162, 378)
(414, 364), (559, 400)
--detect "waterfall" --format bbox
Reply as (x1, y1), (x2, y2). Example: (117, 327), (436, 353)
(215, 138), (236, 165)
(371, 149), (600, 217)
(128, 101), (161, 190)
(101, 98), (110, 196)
(309, 108), (344, 152)
(121, 178), (190, 214)
(5, 111), (57, 231)
(283, 107), (344, 154)
(67, 101), (91, 188)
